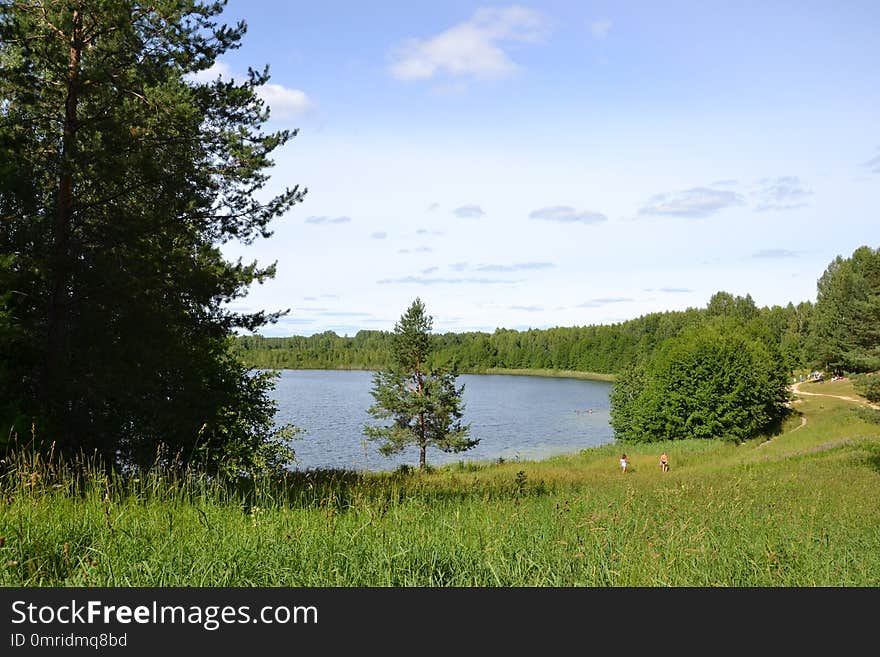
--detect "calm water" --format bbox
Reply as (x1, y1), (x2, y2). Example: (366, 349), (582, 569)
(270, 370), (615, 472)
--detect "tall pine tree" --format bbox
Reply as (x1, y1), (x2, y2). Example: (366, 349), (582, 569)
(810, 246), (880, 373)
(0, 1), (305, 472)
(365, 298), (476, 470)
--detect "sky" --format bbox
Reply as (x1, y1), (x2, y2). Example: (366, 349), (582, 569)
(206, 1), (879, 337)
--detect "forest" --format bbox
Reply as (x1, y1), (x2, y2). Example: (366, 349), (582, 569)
(235, 290), (816, 376)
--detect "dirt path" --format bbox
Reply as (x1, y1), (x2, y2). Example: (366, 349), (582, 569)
(759, 410), (806, 448)
(760, 381), (875, 448)
(788, 414), (808, 432)
(791, 381), (880, 410)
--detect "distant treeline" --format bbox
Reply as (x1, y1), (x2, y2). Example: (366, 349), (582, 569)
(235, 291), (815, 376)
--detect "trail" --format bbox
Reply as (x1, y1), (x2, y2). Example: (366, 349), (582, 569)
(759, 411), (806, 448)
(759, 380), (876, 448)
(791, 381), (880, 410)
(788, 414), (808, 433)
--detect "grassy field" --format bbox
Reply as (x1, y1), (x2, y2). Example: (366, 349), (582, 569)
(799, 377), (878, 403)
(1, 380), (878, 586)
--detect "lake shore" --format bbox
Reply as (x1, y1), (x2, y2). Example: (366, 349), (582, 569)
(262, 365), (616, 383)
(473, 367), (615, 382)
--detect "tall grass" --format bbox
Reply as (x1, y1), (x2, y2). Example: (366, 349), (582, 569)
(2, 382), (879, 586)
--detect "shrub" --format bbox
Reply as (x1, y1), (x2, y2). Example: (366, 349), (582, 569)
(852, 373), (880, 403)
(610, 319), (790, 443)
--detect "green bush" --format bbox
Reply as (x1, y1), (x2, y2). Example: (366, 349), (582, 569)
(610, 318), (790, 442)
(852, 373), (880, 403)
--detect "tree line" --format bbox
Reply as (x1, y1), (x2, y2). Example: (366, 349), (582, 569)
(237, 246), (880, 385)
(235, 292), (816, 375)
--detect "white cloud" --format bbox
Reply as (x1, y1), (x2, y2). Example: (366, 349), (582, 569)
(530, 206), (607, 224)
(186, 60), (313, 120)
(257, 84), (314, 120)
(388, 6), (548, 81)
(639, 188), (746, 218)
(186, 61), (232, 84)
(752, 176), (812, 212)
(590, 19), (612, 40)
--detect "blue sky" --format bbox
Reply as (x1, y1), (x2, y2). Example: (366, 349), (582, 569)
(209, 1), (879, 336)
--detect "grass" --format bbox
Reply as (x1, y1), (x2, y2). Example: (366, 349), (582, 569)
(474, 368), (615, 382)
(799, 377), (868, 399)
(1, 380), (878, 586)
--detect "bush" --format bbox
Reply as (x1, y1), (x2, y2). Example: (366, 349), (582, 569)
(610, 319), (790, 443)
(852, 373), (880, 403)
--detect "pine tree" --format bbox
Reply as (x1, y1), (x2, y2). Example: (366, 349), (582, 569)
(0, 1), (304, 472)
(365, 298), (476, 469)
(811, 246), (880, 373)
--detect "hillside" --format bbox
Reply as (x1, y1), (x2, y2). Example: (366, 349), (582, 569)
(2, 378), (878, 586)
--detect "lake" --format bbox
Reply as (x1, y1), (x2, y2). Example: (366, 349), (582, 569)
(270, 369), (615, 472)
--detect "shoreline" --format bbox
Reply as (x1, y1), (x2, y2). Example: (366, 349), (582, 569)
(474, 367), (615, 382)
(258, 365), (616, 383)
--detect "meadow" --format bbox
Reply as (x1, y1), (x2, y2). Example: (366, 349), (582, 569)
(1, 379), (878, 586)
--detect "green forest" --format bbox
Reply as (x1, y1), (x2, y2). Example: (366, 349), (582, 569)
(235, 290), (815, 374)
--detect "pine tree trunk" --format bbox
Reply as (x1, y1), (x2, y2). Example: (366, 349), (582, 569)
(44, 9), (81, 434)
(417, 356), (426, 469)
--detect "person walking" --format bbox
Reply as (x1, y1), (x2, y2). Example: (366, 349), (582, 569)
(660, 452), (669, 472)
(620, 453), (628, 474)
